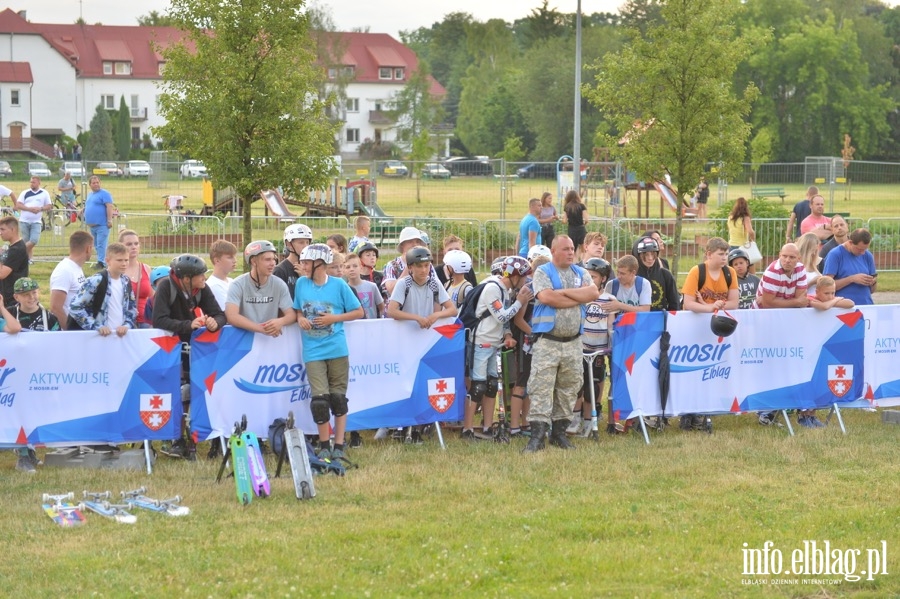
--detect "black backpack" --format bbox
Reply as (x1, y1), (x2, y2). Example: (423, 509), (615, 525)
(458, 279), (504, 335)
(66, 271), (109, 331)
(697, 263), (732, 290)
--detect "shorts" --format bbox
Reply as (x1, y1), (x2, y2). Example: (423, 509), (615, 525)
(306, 356), (350, 396)
(696, 196), (708, 205)
(20, 221), (42, 245)
(470, 344), (499, 382)
(515, 351), (532, 387)
(582, 353), (607, 393)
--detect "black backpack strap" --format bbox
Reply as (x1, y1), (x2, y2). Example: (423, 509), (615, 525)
(89, 270), (109, 318)
(697, 263), (706, 292)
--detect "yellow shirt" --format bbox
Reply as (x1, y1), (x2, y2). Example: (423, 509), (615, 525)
(727, 217), (749, 246)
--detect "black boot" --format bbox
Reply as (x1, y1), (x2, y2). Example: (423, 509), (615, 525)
(521, 421), (549, 453)
(549, 419), (577, 450)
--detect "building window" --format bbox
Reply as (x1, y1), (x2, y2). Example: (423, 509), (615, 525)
(394, 68), (404, 80)
(374, 101), (383, 111)
(132, 127), (141, 140)
(103, 62), (113, 75)
(10, 89), (19, 106)
(341, 66), (355, 78)
(379, 67), (392, 80)
(114, 62), (132, 75)
(101, 95), (115, 110)
(346, 128), (360, 143)
(345, 98), (359, 113)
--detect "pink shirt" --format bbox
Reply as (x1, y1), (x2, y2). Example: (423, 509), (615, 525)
(800, 214), (830, 235)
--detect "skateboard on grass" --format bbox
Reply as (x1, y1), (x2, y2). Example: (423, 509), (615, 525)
(120, 487), (190, 516)
(82, 491), (137, 524)
(242, 430), (271, 498)
(42, 492), (86, 527)
(282, 411), (316, 500)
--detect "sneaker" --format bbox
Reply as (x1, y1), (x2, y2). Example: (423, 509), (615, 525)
(374, 427), (389, 441)
(679, 415), (693, 431)
(330, 447), (345, 460)
(577, 420), (593, 437)
(317, 446), (333, 460)
(758, 412), (776, 426)
(406, 431), (424, 445)
(809, 415), (826, 428)
(460, 429), (475, 441)
(472, 429), (493, 441)
(349, 431), (362, 448)
(509, 428), (529, 438)
(566, 414), (583, 434)
(160, 439), (187, 458)
(206, 441), (222, 460)
(797, 416), (816, 429)
(15, 454), (36, 473)
(27, 448), (43, 466)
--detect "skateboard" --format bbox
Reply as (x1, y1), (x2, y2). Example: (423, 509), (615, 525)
(82, 491), (137, 524)
(120, 487), (190, 516)
(42, 492), (86, 527)
(283, 411), (316, 500)
(242, 431), (271, 498)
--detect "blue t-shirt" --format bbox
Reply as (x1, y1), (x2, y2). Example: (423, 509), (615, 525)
(293, 276), (361, 362)
(518, 213), (541, 257)
(84, 188), (113, 225)
(822, 245), (876, 306)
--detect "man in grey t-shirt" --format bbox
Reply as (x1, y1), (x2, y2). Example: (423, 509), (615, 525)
(226, 240), (295, 336)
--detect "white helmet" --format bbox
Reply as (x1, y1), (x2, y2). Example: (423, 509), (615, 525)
(397, 226), (425, 250)
(527, 244), (552, 261)
(299, 243), (333, 264)
(443, 249), (472, 274)
(284, 223), (313, 242)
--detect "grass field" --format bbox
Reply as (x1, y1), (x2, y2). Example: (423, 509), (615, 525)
(1, 410), (897, 597)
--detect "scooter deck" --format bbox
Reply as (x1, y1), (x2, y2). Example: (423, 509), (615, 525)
(229, 435), (253, 505)
(284, 427), (316, 500)
(241, 431), (271, 498)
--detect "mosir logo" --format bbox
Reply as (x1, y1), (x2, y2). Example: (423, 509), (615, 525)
(661, 342), (731, 381)
(234, 362), (311, 403)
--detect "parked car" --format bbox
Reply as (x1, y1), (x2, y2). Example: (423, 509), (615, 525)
(421, 163), (451, 180)
(442, 156), (493, 176)
(59, 161), (85, 178)
(27, 161), (52, 178)
(516, 162), (557, 179)
(377, 160), (409, 177)
(93, 162), (123, 177)
(180, 160), (207, 178)
(0, 161), (12, 177)
(124, 160), (153, 177)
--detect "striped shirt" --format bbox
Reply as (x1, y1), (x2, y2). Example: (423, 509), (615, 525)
(753, 260), (808, 308)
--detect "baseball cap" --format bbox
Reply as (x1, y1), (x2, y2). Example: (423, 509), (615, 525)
(14, 277), (39, 294)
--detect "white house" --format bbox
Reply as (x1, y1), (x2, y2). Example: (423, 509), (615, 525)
(0, 9), (444, 159)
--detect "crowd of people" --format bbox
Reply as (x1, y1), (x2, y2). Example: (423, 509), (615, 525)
(0, 186), (882, 471)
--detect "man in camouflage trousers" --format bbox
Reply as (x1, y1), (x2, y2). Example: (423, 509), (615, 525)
(523, 235), (599, 453)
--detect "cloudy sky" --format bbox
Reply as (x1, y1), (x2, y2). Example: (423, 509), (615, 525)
(22, 0), (625, 37)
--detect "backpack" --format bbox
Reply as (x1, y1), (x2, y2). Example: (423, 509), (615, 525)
(66, 270), (109, 331)
(697, 263), (732, 291)
(458, 279), (504, 334)
(445, 279), (473, 309)
(611, 276), (643, 298)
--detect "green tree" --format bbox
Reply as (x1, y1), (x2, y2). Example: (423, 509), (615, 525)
(308, 4), (351, 153)
(586, 0), (763, 278)
(84, 103), (115, 162)
(137, 11), (177, 26)
(155, 0), (338, 248)
(116, 96), (131, 161)
(514, 0), (566, 50)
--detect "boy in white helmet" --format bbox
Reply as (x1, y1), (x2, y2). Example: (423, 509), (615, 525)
(294, 243), (364, 460)
(442, 249), (474, 309)
(275, 223), (313, 299)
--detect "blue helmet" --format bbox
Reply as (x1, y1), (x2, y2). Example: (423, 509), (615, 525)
(150, 266), (171, 285)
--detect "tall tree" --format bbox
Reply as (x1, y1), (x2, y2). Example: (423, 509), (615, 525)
(155, 0), (338, 248)
(137, 11), (177, 27)
(116, 96), (131, 161)
(586, 0), (763, 278)
(308, 3), (351, 153)
(514, 0), (566, 50)
(84, 103), (115, 162)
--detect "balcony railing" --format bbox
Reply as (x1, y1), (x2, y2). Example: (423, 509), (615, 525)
(130, 107), (148, 121)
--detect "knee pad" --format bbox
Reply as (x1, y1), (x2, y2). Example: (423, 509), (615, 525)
(310, 395), (331, 424)
(328, 393), (349, 418)
(470, 380), (487, 403)
(485, 377), (499, 398)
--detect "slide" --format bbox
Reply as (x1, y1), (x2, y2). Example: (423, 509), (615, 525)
(261, 188), (294, 217)
(360, 200), (389, 219)
(652, 180), (682, 211)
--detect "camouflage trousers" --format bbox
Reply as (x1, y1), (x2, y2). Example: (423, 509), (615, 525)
(527, 336), (583, 425)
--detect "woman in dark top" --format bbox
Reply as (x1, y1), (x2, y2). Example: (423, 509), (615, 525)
(563, 190), (588, 250)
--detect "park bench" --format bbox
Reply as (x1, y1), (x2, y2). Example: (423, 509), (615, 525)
(751, 186), (787, 202)
(371, 223), (405, 248)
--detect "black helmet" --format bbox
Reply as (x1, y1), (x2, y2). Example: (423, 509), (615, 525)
(635, 236), (660, 254)
(406, 246), (433, 265)
(170, 254), (208, 278)
(728, 247), (750, 265)
(583, 257), (611, 279)
(710, 310), (738, 338)
(356, 242), (379, 258)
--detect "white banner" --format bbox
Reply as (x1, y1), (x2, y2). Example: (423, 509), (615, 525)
(858, 305), (900, 407)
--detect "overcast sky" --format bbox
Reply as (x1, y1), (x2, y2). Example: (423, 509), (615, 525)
(23, 1), (624, 38)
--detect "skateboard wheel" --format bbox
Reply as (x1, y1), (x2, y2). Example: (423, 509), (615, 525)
(42, 493), (50, 502)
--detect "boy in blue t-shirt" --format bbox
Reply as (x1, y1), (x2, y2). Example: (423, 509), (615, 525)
(293, 244), (364, 461)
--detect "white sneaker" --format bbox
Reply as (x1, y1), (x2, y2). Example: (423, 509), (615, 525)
(577, 420), (593, 437)
(566, 415), (583, 434)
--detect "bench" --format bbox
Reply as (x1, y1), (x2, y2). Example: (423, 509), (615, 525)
(371, 224), (405, 248)
(751, 186), (787, 202)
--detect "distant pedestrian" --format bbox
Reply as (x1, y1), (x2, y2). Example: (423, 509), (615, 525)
(84, 176), (115, 269)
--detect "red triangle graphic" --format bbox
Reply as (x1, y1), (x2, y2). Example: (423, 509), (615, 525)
(195, 329), (221, 343)
(730, 397), (741, 413)
(618, 312), (637, 327)
(16, 426), (27, 444)
(151, 335), (181, 353)
(865, 383), (874, 401)
(837, 310), (863, 328)
(625, 353), (636, 375)
(205, 371), (217, 394)
(434, 323), (462, 340)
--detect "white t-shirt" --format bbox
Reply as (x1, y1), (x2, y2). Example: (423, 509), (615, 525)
(19, 188), (51, 224)
(50, 257), (87, 313)
(106, 275), (125, 328)
(207, 275), (232, 310)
